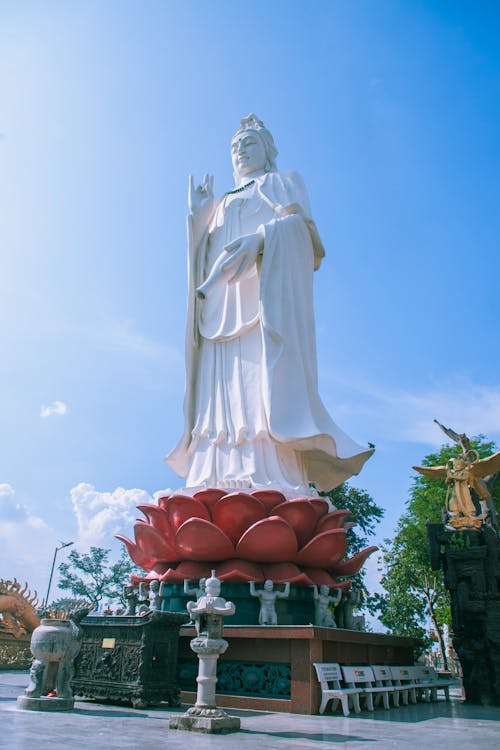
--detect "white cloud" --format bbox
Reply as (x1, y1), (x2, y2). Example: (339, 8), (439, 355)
(321, 371), (500, 447)
(0, 482), (28, 522)
(153, 487), (173, 501)
(98, 320), (179, 362)
(0, 484), (58, 599)
(400, 383), (500, 444)
(56, 318), (182, 365)
(70, 482), (153, 549)
(0, 482), (173, 600)
(40, 400), (68, 418)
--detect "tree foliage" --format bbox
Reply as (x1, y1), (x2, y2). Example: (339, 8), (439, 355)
(57, 546), (140, 608)
(372, 437), (499, 663)
(321, 482), (384, 602)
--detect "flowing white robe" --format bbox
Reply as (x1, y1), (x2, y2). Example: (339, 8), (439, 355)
(166, 171), (373, 495)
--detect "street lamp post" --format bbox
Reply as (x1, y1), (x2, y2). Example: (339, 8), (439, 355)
(44, 541), (74, 607)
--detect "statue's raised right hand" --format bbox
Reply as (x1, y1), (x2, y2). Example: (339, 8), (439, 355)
(188, 174), (214, 217)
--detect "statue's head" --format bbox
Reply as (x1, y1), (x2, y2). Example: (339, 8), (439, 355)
(199, 577), (207, 591)
(264, 579), (274, 591)
(150, 580), (159, 591)
(205, 571), (221, 596)
(319, 584), (329, 595)
(231, 114), (278, 183)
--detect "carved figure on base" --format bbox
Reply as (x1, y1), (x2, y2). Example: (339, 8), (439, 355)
(310, 584), (341, 627)
(137, 582), (150, 614)
(336, 589), (361, 630)
(123, 584), (139, 616)
(25, 658), (45, 697)
(249, 580), (290, 625)
(148, 580), (162, 611)
(184, 578), (207, 600)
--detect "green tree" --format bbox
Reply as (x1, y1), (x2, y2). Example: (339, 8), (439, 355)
(57, 546), (140, 609)
(321, 482), (384, 609)
(373, 437), (499, 667)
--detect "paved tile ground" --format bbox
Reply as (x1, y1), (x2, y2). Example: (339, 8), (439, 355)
(2, 670), (499, 750)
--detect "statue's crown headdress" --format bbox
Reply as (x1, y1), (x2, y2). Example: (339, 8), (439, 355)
(233, 113), (278, 171)
(239, 114), (266, 132)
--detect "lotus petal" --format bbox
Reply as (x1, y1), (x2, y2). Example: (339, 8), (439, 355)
(150, 563), (170, 575)
(295, 528), (347, 567)
(290, 572), (316, 586)
(137, 504), (173, 541)
(130, 573), (151, 584)
(262, 562), (309, 584)
(129, 564), (169, 583)
(315, 509), (353, 534)
(174, 560), (212, 581)
(331, 580), (352, 591)
(273, 500), (318, 547)
(134, 523), (178, 562)
(212, 493), (266, 545)
(157, 495), (171, 510)
(168, 495), (210, 532)
(302, 567), (338, 588)
(309, 498), (330, 520)
(175, 518), (234, 561)
(155, 568), (184, 583)
(217, 559), (264, 582)
(329, 546), (378, 577)
(250, 489), (286, 512)
(115, 535), (154, 570)
(193, 488), (227, 515)
(236, 516), (298, 562)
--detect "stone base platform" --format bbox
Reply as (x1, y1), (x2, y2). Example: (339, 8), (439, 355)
(178, 625), (419, 714)
(169, 706), (240, 734)
(17, 695), (74, 711)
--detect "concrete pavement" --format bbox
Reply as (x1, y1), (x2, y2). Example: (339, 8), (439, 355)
(1, 670), (499, 750)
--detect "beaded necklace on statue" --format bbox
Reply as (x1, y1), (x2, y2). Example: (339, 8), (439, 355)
(225, 179), (255, 195)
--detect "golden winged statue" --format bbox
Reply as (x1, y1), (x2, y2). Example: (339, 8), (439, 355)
(413, 422), (500, 530)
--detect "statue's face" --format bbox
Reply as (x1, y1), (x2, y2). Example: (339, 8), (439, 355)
(231, 130), (267, 178)
(320, 585), (329, 595)
(264, 580), (273, 591)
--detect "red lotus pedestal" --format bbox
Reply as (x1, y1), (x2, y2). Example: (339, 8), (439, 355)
(117, 488), (377, 593)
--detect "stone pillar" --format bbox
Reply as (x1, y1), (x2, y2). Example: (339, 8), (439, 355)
(191, 636), (227, 708)
(427, 524), (500, 705)
(169, 573), (240, 733)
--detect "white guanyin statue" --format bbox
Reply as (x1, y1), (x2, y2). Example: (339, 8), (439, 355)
(166, 115), (373, 497)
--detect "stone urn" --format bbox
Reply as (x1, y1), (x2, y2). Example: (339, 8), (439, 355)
(17, 614), (86, 711)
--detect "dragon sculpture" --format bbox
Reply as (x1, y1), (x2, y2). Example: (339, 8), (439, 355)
(0, 578), (40, 638)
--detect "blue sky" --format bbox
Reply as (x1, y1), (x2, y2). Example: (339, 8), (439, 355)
(1, 1), (499, 607)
